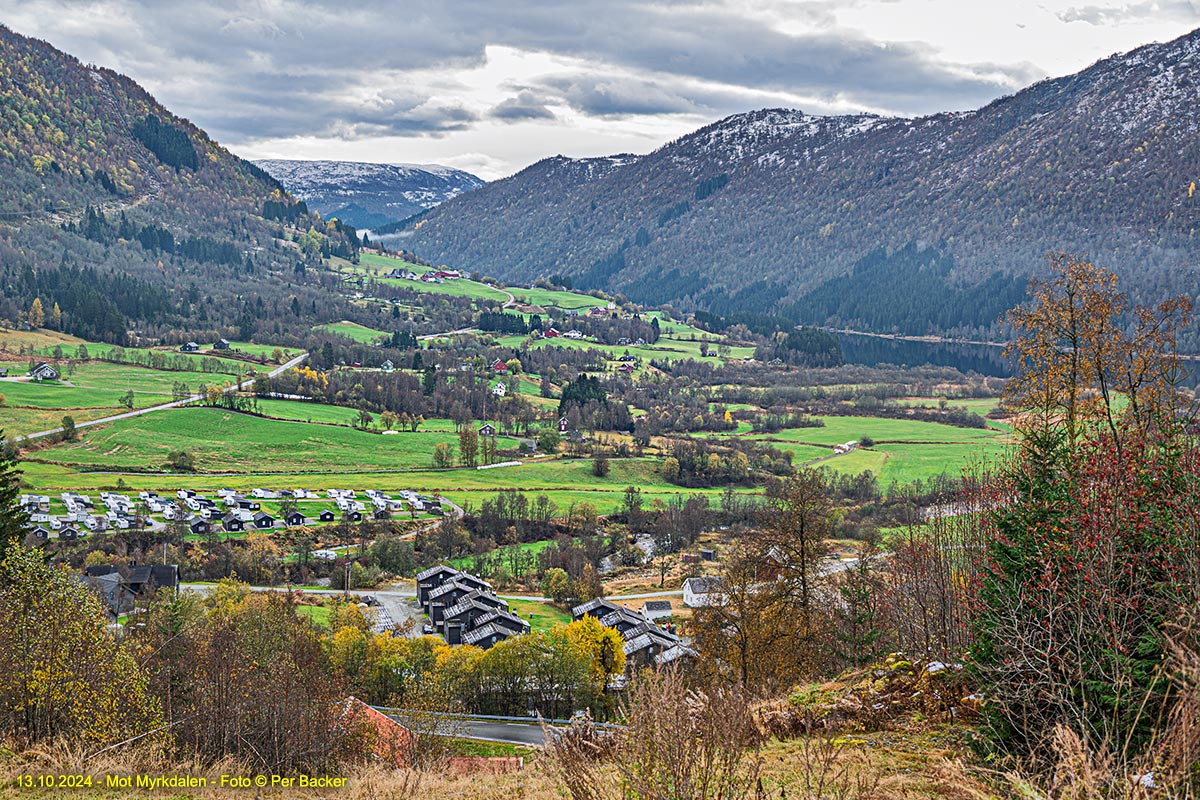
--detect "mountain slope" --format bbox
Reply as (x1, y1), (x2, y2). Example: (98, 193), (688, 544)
(396, 30), (1200, 337)
(255, 159), (484, 230)
(0, 25), (354, 345)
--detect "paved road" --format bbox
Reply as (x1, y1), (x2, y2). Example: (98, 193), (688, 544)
(459, 720), (545, 745)
(6, 350), (309, 446)
(379, 712), (550, 746)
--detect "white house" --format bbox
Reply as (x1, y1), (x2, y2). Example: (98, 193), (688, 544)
(491, 383), (507, 397)
(683, 577), (724, 608)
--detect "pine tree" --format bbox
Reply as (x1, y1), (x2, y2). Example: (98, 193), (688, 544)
(0, 433), (28, 560)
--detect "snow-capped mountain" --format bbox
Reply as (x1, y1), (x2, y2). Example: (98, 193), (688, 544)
(253, 159), (484, 230)
(394, 27), (1200, 337)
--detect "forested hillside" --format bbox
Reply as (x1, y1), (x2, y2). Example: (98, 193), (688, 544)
(394, 29), (1200, 340)
(0, 25), (358, 345)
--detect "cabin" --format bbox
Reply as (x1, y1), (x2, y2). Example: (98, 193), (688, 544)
(179, 342), (200, 353)
(284, 510), (306, 527)
(490, 358), (508, 374)
(213, 338), (231, 350)
(188, 517), (210, 536)
(571, 597), (624, 621)
(319, 509), (337, 523)
(380, 360), (394, 373)
(28, 362), (58, 381)
(478, 423), (497, 437)
(543, 327), (560, 338)
(640, 600), (673, 621)
(416, 565), (461, 606)
(252, 511), (276, 530)
(222, 515), (245, 533)
(558, 416), (569, 433)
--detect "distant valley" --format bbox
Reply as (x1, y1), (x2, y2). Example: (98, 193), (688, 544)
(254, 159), (484, 230)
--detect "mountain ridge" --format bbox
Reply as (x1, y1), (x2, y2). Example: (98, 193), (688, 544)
(392, 27), (1200, 337)
(255, 158), (484, 230)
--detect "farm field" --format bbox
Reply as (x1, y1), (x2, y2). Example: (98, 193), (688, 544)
(750, 416), (1005, 446)
(355, 254), (511, 303)
(27, 407), (521, 475)
(315, 320), (390, 343)
(740, 414), (1012, 486)
(508, 286), (605, 311)
(513, 333), (755, 366)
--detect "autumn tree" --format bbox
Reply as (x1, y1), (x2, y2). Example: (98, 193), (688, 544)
(1004, 252), (1192, 455)
(458, 426), (479, 467)
(0, 549), (160, 745)
(27, 297), (44, 329)
(755, 469), (833, 611)
(432, 442), (453, 469)
(690, 542), (833, 693)
(975, 254), (1200, 769)
(563, 614), (626, 697)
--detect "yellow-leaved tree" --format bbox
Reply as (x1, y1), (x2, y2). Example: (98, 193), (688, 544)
(563, 614), (626, 695)
(0, 548), (161, 746)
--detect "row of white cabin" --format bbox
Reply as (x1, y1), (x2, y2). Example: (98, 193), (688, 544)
(20, 487), (445, 535)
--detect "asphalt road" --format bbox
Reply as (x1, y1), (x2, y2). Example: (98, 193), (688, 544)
(381, 712), (549, 746)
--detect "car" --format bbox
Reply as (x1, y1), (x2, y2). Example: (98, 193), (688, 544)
(422, 623), (434, 634)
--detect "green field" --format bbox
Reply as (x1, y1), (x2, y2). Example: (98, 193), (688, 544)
(508, 286), (604, 311)
(502, 597), (571, 633)
(30, 407), (520, 475)
(315, 320), (390, 344)
(449, 540), (556, 571)
(355, 253), (511, 303)
(740, 414), (1012, 486)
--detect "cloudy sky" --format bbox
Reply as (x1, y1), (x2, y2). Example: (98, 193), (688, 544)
(2, 1), (1199, 179)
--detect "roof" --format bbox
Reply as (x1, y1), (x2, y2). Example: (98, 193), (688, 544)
(462, 622), (518, 646)
(642, 600), (673, 612)
(655, 644), (698, 665)
(428, 578), (473, 601)
(684, 576), (722, 594)
(600, 607), (647, 629)
(623, 633), (660, 656)
(417, 564), (461, 582)
(571, 597), (621, 618)
(338, 697), (413, 768)
(622, 621), (678, 646)
(473, 609), (530, 633)
(442, 595), (496, 622)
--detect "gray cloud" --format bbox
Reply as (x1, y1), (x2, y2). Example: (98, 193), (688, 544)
(0, 0), (1041, 148)
(1060, 0), (1200, 25)
(489, 91), (557, 121)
